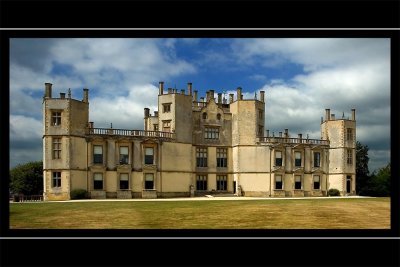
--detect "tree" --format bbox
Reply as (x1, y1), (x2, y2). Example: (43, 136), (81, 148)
(10, 161), (43, 195)
(366, 163), (391, 197)
(356, 141), (370, 194)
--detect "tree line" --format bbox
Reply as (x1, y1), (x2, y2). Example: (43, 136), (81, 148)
(9, 142), (390, 196)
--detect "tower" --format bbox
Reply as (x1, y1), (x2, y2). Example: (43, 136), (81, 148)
(43, 83), (89, 200)
(321, 108), (356, 195)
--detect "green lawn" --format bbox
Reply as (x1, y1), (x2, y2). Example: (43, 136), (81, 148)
(9, 198), (390, 229)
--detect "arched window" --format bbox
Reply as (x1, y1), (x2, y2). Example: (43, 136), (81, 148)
(203, 112), (207, 119)
(217, 113), (221, 120)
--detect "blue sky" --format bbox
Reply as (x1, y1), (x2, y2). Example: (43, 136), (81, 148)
(9, 38), (390, 172)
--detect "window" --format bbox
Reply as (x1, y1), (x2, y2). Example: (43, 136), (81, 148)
(347, 149), (353, 165)
(202, 112), (207, 119)
(52, 112), (61, 126)
(275, 151), (282, 166)
(217, 148), (227, 167)
(196, 175), (207, 190)
(93, 145), (103, 164)
(145, 147), (154, 164)
(204, 127), (219, 139)
(295, 175), (302, 190)
(217, 175), (227, 191)
(346, 128), (353, 141)
(163, 103), (171, 113)
(119, 146), (129, 164)
(196, 147), (207, 167)
(275, 175), (283, 190)
(145, 173), (154, 189)
(120, 173), (129, 190)
(93, 173), (103, 190)
(162, 120), (171, 132)
(153, 124), (159, 131)
(313, 152), (321, 167)
(52, 172), (61, 188)
(53, 138), (61, 159)
(217, 113), (221, 120)
(295, 152), (302, 167)
(313, 175), (320, 190)
(258, 125), (264, 137)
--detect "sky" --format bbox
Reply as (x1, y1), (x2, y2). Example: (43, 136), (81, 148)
(9, 38), (390, 173)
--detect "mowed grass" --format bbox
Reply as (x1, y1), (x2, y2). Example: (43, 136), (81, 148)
(9, 198), (390, 229)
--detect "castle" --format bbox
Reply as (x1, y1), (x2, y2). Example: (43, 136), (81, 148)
(42, 82), (356, 200)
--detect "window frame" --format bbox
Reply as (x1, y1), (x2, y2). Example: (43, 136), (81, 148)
(93, 145), (103, 164)
(216, 175), (227, 191)
(119, 173), (129, 190)
(53, 138), (61, 159)
(313, 151), (321, 168)
(313, 175), (320, 190)
(196, 175), (208, 191)
(275, 175), (283, 190)
(144, 147), (155, 165)
(162, 103), (171, 113)
(347, 149), (353, 165)
(52, 172), (61, 188)
(294, 175), (302, 190)
(204, 127), (219, 140)
(216, 148), (227, 168)
(119, 146), (129, 165)
(346, 128), (353, 142)
(196, 147), (208, 167)
(294, 151), (302, 167)
(275, 151), (283, 167)
(144, 173), (154, 190)
(162, 120), (171, 132)
(51, 111), (61, 126)
(93, 173), (104, 190)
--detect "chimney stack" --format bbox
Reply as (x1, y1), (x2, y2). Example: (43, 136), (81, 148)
(83, 88), (89, 103)
(45, 83), (52, 98)
(200, 97), (205, 102)
(194, 90), (198, 102)
(351, 108), (356, 121)
(284, 129), (288, 138)
(168, 88), (172, 94)
(259, 90), (265, 103)
(229, 94), (234, 103)
(181, 89), (185, 94)
(159, 81), (164, 95)
(187, 82), (192, 96)
(210, 90), (215, 101)
(60, 92), (65, 99)
(331, 114), (335, 120)
(237, 87), (242, 101)
(154, 111), (158, 117)
(206, 91), (210, 102)
(144, 108), (150, 118)
(266, 130), (270, 137)
(325, 109), (331, 121)
(218, 93), (222, 104)
(88, 122), (94, 128)
(298, 133), (303, 139)
(279, 132), (282, 137)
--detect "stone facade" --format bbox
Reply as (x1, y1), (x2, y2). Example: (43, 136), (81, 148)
(43, 82), (356, 201)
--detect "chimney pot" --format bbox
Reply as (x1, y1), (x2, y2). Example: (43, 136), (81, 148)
(229, 94), (234, 103)
(187, 82), (192, 96)
(237, 87), (242, 101)
(351, 108), (356, 121)
(144, 108), (150, 118)
(83, 88), (89, 103)
(45, 83), (53, 98)
(260, 91), (265, 103)
(325, 109), (331, 121)
(159, 81), (164, 95)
